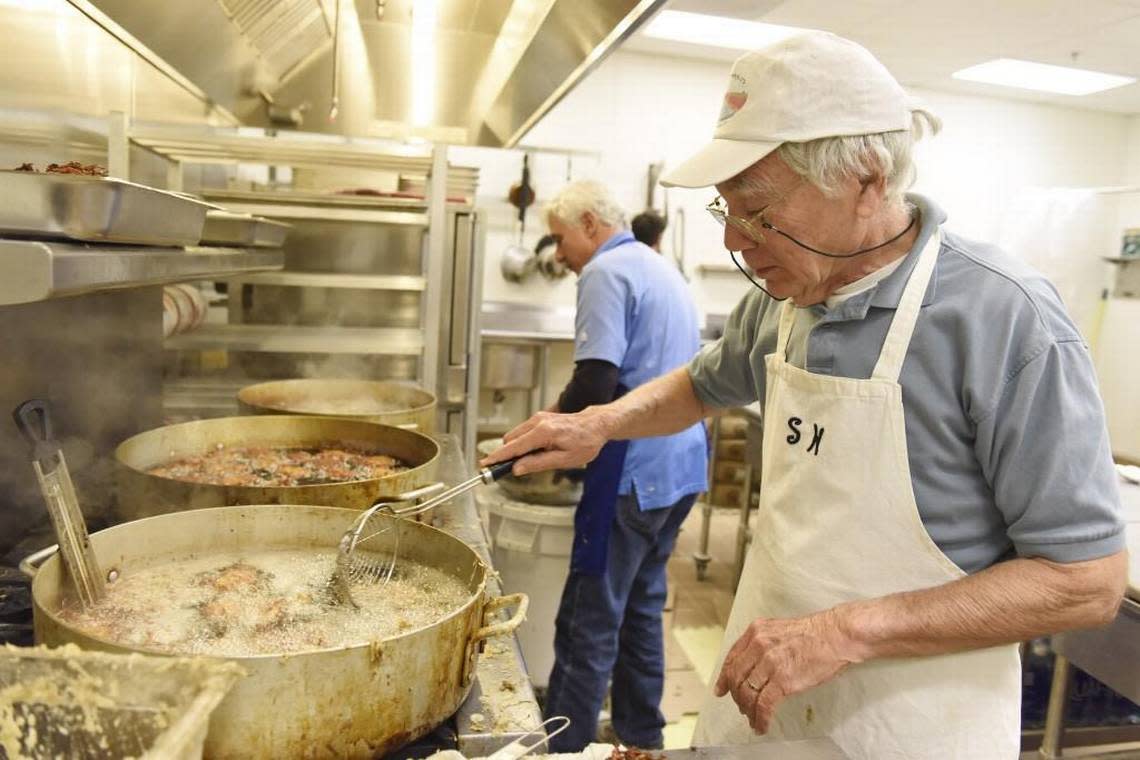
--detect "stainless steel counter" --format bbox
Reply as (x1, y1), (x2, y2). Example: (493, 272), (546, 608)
(481, 301), (576, 342)
(480, 301), (726, 343)
(0, 239), (282, 305)
(427, 434), (544, 754)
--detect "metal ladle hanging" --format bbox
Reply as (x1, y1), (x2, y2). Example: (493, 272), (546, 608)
(12, 400), (104, 608)
(500, 154), (539, 282)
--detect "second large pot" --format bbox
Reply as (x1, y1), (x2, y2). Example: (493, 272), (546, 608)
(23, 504), (527, 759)
(238, 378), (437, 432)
(114, 415), (440, 520)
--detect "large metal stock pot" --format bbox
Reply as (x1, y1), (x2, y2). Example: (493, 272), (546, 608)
(237, 378), (437, 432)
(22, 504), (527, 760)
(113, 415), (440, 520)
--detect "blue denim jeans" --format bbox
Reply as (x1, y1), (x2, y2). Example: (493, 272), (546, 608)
(543, 491), (697, 752)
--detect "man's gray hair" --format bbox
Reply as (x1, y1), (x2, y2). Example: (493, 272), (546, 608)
(728, 111), (941, 205)
(545, 180), (628, 229)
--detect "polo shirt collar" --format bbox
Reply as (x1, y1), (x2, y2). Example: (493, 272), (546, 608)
(817, 193), (947, 321)
(598, 229), (635, 254)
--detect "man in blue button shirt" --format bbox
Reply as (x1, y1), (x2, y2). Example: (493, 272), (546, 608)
(485, 33), (1128, 760)
(533, 180), (708, 751)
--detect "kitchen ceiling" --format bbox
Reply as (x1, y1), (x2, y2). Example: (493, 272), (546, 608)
(624, 0), (1140, 115)
(86, 0), (666, 146)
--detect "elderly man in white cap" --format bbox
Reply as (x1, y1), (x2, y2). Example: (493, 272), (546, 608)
(482, 31), (1127, 758)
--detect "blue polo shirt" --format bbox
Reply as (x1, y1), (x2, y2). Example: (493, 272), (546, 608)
(689, 194), (1124, 573)
(575, 231), (709, 510)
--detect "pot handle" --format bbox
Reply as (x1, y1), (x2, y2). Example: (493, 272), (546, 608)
(19, 544), (58, 579)
(393, 482), (446, 502)
(463, 593), (529, 687)
(473, 592), (529, 643)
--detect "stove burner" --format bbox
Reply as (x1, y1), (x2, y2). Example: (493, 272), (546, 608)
(0, 564), (33, 647)
(382, 719), (457, 758)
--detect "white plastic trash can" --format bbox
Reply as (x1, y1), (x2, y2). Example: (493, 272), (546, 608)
(479, 487), (575, 688)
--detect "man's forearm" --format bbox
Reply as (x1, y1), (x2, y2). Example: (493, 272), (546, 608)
(835, 551), (1127, 662)
(588, 367), (716, 440)
(485, 367), (717, 475)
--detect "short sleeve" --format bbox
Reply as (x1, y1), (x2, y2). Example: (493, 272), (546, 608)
(974, 338), (1125, 563)
(574, 266), (630, 366)
(688, 290), (764, 409)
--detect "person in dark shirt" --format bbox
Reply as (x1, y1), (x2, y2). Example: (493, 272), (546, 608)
(631, 210), (667, 252)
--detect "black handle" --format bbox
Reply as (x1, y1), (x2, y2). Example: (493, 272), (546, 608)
(13, 399), (63, 470)
(13, 399), (51, 448)
(486, 456), (524, 482)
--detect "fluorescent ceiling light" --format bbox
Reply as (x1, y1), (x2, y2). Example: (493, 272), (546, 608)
(642, 10), (805, 51)
(952, 58), (1135, 96)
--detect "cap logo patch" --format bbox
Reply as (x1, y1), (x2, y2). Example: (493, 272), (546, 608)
(718, 74), (748, 123)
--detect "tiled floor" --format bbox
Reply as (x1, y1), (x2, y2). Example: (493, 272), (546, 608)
(660, 503), (741, 748)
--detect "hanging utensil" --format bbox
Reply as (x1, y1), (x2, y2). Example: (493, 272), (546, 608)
(507, 154), (536, 234)
(330, 457), (522, 607)
(500, 154), (539, 282)
(12, 399), (104, 607)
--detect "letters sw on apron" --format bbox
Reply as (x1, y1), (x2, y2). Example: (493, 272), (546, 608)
(693, 229), (1022, 760)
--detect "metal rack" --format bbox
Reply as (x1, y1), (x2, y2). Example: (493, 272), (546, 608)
(136, 128), (484, 458)
(0, 240), (281, 306)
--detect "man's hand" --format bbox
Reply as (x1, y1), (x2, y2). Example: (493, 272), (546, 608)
(478, 407), (610, 476)
(715, 609), (857, 734)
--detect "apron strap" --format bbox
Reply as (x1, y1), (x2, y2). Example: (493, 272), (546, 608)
(871, 228), (941, 382)
(775, 296), (798, 359)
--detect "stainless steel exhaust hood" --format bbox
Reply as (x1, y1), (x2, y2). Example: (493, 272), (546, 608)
(85, 0), (665, 146)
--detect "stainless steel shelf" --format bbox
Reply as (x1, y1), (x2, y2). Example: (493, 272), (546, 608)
(162, 377), (245, 420)
(0, 239), (283, 306)
(164, 324), (423, 355)
(229, 271), (426, 291)
(201, 190), (436, 225)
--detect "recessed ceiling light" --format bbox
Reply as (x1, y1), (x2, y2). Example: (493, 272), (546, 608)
(641, 10), (806, 51)
(952, 58), (1135, 96)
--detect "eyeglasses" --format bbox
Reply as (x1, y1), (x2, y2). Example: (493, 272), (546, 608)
(706, 182), (919, 260)
(706, 180), (801, 244)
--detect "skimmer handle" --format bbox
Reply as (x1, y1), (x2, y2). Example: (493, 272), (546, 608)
(13, 399), (61, 471)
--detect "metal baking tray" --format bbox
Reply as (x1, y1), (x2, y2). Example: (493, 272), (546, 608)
(199, 210), (292, 248)
(0, 170), (212, 246)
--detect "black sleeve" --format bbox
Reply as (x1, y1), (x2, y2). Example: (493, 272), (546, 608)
(556, 359), (620, 414)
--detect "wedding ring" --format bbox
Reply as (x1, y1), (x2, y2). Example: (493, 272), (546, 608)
(746, 679), (762, 691)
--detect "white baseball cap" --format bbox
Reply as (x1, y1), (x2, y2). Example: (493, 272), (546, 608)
(661, 30), (928, 188)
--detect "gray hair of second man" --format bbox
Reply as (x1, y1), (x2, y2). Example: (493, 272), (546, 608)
(723, 110), (942, 207)
(544, 180), (628, 230)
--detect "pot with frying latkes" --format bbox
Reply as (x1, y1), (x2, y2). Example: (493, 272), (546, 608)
(21, 504), (527, 760)
(113, 415), (440, 520)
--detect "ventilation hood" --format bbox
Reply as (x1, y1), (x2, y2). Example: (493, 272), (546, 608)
(86, 0), (665, 146)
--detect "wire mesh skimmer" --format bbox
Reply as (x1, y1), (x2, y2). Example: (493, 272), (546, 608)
(331, 457), (520, 607)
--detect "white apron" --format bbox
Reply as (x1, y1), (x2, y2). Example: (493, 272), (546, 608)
(693, 230), (1022, 760)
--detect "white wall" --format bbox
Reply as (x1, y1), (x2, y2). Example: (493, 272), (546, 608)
(460, 50), (1135, 322)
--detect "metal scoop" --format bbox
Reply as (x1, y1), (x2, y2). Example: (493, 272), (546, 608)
(331, 456), (521, 607)
(13, 399), (105, 608)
